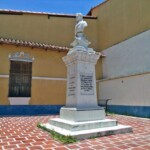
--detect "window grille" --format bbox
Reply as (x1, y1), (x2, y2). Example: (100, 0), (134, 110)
(9, 61), (32, 97)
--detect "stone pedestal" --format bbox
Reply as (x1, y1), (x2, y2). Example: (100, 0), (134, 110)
(43, 51), (132, 139)
(62, 51), (101, 110)
(59, 51), (105, 122)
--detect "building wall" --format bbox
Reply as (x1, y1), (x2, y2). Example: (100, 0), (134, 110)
(0, 45), (67, 105)
(99, 74), (150, 106)
(99, 74), (150, 117)
(0, 13), (101, 108)
(92, 0), (150, 50)
(1, 0), (150, 116)
(0, 14), (98, 50)
(0, 46), (67, 78)
(102, 30), (150, 79)
(99, 30), (150, 117)
(0, 44), (101, 105)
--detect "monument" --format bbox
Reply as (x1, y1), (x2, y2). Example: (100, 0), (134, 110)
(43, 13), (132, 139)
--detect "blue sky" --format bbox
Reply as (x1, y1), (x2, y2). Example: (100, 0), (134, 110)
(0, 0), (104, 15)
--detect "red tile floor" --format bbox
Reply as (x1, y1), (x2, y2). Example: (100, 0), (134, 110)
(0, 114), (150, 150)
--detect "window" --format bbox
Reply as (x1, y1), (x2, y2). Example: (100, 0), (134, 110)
(8, 52), (34, 97)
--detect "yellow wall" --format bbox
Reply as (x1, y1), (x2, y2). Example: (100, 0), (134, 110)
(3, 0), (149, 104)
(0, 77), (66, 105)
(92, 0), (150, 50)
(0, 45), (67, 105)
(0, 14), (98, 50)
(0, 44), (102, 105)
(31, 80), (66, 105)
(0, 78), (9, 105)
(0, 45), (67, 77)
(0, 44), (102, 78)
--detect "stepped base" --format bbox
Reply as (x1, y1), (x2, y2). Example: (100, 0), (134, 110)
(43, 119), (132, 140)
(43, 120), (132, 140)
(49, 118), (117, 131)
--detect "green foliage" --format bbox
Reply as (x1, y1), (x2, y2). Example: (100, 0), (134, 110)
(89, 136), (97, 139)
(107, 112), (116, 115)
(37, 123), (77, 144)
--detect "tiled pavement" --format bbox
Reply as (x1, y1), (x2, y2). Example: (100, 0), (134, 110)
(0, 114), (150, 150)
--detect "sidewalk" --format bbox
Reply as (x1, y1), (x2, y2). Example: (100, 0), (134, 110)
(0, 114), (150, 150)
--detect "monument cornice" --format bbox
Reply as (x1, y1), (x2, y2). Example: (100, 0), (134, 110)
(63, 51), (101, 65)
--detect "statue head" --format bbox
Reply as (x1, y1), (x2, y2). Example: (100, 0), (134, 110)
(76, 13), (83, 22)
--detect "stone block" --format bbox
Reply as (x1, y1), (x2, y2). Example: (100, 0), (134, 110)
(60, 107), (105, 122)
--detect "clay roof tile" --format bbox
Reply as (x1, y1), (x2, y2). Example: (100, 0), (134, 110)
(0, 37), (69, 52)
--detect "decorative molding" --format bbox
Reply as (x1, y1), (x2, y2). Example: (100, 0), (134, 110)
(8, 51), (34, 62)
(63, 51), (101, 65)
(0, 74), (98, 82)
(32, 76), (66, 81)
(2, 72), (150, 82)
(0, 74), (66, 81)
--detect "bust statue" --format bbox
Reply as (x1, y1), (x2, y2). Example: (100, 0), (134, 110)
(69, 13), (95, 54)
(75, 13), (87, 37)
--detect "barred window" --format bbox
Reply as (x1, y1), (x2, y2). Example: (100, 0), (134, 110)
(9, 61), (32, 97)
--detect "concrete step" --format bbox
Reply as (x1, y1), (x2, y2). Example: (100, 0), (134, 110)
(44, 121), (132, 140)
(49, 118), (117, 131)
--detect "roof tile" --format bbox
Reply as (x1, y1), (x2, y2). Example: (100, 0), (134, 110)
(0, 37), (69, 52)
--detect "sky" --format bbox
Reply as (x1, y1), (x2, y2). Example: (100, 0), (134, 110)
(0, 0), (105, 15)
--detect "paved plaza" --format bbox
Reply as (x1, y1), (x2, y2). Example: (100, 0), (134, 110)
(0, 114), (150, 150)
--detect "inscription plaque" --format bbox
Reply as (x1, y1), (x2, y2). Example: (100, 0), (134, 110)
(80, 73), (94, 95)
(68, 75), (76, 96)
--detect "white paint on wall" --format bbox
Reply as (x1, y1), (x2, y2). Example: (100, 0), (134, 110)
(0, 75), (9, 78)
(32, 76), (66, 81)
(0, 75), (66, 81)
(99, 30), (150, 107)
(102, 30), (150, 79)
(8, 97), (31, 105)
(0, 75), (100, 82)
(99, 73), (150, 106)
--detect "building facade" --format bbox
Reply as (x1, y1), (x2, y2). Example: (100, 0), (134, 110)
(0, 0), (150, 117)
